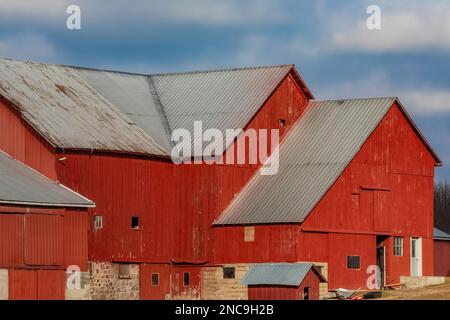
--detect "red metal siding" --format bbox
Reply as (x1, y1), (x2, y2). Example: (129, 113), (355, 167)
(140, 264), (171, 300)
(0, 98), (57, 180)
(24, 214), (63, 266)
(434, 240), (450, 276)
(0, 214), (24, 266)
(64, 210), (89, 271)
(9, 269), (65, 300)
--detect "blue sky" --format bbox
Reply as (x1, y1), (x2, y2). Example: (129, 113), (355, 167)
(1, 0), (449, 180)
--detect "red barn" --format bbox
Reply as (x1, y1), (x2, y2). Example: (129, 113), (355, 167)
(0, 151), (93, 300)
(434, 227), (450, 276)
(0, 58), (440, 299)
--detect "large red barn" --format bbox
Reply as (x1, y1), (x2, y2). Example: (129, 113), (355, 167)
(0, 58), (441, 299)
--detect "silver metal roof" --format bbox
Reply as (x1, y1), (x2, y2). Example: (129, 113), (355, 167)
(0, 151), (94, 207)
(215, 98), (396, 225)
(241, 263), (325, 286)
(0, 59), (167, 156)
(434, 227), (450, 241)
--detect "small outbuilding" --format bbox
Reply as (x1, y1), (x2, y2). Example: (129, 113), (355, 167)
(434, 227), (450, 277)
(241, 263), (326, 300)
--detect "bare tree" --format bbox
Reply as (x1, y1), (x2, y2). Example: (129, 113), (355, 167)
(434, 181), (450, 234)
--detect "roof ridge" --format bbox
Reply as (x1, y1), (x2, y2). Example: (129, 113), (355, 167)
(312, 97), (397, 103)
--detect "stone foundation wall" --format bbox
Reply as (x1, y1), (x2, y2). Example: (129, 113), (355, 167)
(89, 262), (139, 300)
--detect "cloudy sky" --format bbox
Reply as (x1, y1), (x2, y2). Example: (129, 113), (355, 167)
(1, 0), (449, 180)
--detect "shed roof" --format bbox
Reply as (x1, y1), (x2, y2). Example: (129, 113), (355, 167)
(0, 151), (94, 208)
(0, 59), (309, 157)
(214, 98), (397, 225)
(241, 263), (326, 286)
(434, 227), (450, 241)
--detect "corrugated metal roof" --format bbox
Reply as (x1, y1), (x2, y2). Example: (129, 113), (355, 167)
(214, 97), (396, 225)
(0, 151), (94, 207)
(0, 59), (168, 156)
(241, 263), (325, 286)
(151, 65), (293, 157)
(434, 227), (450, 241)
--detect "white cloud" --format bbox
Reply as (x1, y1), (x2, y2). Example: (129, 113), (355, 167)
(401, 90), (450, 114)
(0, 33), (57, 61)
(331, 2), (450, 52)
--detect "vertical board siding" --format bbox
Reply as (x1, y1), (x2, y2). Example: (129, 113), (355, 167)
(64, 210), (89, 271)
(0, 214), (24, 266)
(36, 270), (65, 300)
(0, 99), (57, 180)
(24, 214), (63, 266)
(140, 264), (171, 300)
(8, 269), (37, 300)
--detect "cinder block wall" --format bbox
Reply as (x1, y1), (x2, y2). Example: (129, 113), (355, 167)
(202, 264), (249, 300)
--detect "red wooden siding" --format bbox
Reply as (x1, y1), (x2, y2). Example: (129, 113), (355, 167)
(140, 264), (171, 300)
(9, 269), (65, 300)
(0, 99), (57, 180)
(434, 240), (450, 276)
(63, 210), (89, 271)
(248, 269), (320, 300)
(0, 214), (24, 266)
(24, 214), (63, 266)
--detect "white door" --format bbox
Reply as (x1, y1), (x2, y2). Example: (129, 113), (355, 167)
(410, 237), (422, 276)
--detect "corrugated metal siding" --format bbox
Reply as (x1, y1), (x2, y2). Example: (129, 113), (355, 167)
(0, 214), (24, 266)
(63, 210), (89, 271)
(241, 263), (314, 286)
(24, 214), (63, 266)
(8, 269), (65, 300)
(0, 150), (93, 207)
(0, 59), (167, 156)
(214, 98), (396, 225)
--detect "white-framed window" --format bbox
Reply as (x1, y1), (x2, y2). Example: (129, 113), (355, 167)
(94, 215), (103, 230)
(393, 237), (403, 256)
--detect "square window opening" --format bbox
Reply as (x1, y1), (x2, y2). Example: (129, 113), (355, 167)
(131, 216), (140, 230)
(278, 119), (286, 127)
(118, 264), (131, 279)
(347, 256), (360, 269)
(393, 237), (403, 256)
(223, 267), (235, 279)
(151, 273), (160, 286)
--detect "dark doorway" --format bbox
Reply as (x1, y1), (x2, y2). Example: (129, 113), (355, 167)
(303, 287), (309, 300)
(376, 235), (388, 289)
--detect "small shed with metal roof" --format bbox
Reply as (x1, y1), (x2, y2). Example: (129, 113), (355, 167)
(241, 263), (326, 300)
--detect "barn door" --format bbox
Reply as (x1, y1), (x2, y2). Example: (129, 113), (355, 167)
(411, 238), (422, 276)
(9, 269), (65, 300)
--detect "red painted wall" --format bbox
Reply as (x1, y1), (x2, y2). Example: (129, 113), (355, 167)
(0, 207), (88, 270)
(0, 99), (57, 180)
(434, 240), (450, 276)
(248, 269), (321, 300)
(8, 269), (65, 300)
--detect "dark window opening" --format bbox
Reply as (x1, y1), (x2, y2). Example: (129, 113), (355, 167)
(347, 256), (361, 269)
(151, 273), (160, 286)
(303, 287), (310, 300)
(223, 267), (235, 279)
(131, 216), (140, 230)
(183, 272), (190, 286)
(88, 261), (94, 278)
(278, 119), (286, 127)
(118, 264), (131, 279)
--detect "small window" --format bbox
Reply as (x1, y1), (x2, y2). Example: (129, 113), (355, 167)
(223, 267), (235, 279)
(183, 272), (190, 286)
(151, 273), (160, 286)
(131, 216), (140, 230)
(244, 226), (255, 242)
(94, 215), (103, 230)
(303, 287), (310, 300)
(278, 119), (286, 127)
(347, 256), (360, 269)
(118, 264), (131, 279)
(393, 237), (403, 256)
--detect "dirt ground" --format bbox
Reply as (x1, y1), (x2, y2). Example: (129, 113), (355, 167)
(377, 279), (450, 300)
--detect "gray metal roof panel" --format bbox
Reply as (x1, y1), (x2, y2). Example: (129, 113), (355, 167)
(215, 97), (396, 225)
(434, 227), (450, 241)
(241, 263), (315, 286)
(0, 151), (94, 207)
(0, 59), (168, 156)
